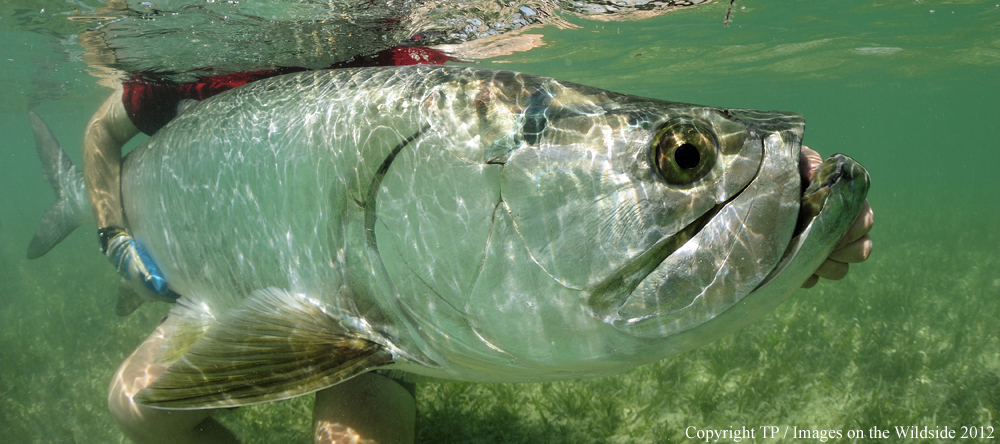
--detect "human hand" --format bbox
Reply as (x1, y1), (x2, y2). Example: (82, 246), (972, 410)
(799, 146), (874, 288)
(100, 226), (180, 300)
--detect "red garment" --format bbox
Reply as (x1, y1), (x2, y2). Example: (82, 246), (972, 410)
(122, 46), (453, 135)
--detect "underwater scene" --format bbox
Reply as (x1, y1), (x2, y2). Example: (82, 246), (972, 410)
(1, 0), (999, 443)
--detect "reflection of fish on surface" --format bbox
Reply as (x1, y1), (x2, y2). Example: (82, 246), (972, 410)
(27, 65), (869, 410)
(75, 0), (713, 82)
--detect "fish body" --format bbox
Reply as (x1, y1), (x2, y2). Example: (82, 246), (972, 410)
(30, 66), (869, 408)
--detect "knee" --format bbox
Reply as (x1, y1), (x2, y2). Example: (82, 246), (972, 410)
(107, 349), (164, 438)
(107, 355), (227, 443)
(313, 373), (416, 444)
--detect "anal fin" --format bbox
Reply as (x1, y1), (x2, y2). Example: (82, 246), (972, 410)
(134, 288), (394, 409)
(116, 279), (145, 317)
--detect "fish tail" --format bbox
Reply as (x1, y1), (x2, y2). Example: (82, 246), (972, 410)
(26, 111), (92, 259)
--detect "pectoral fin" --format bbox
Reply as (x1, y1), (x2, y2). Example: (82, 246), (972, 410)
(134, 288), (394, 409)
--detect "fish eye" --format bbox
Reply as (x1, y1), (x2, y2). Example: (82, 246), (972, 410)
(651, 119), (718, 185)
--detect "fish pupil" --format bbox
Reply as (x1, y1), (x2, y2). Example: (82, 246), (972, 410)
(675, 143), (700, 169)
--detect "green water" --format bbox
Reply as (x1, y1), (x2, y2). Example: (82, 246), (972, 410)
(1, 1), (999, 443)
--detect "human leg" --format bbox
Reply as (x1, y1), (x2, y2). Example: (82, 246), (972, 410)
(108, 318), (239, 444)
(313, 373), (416, 444)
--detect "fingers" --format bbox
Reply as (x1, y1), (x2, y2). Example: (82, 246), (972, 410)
(814, 258), (849, 281)
(800, 212), (873, 289)
(801, 274), (820, 289)
(804, 204), (872, 288)
(828, 234), (872, 263)
(835, 200), (874, 249)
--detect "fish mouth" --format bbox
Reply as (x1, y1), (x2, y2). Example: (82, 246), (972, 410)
(754, 151), (871, 291)
(622, 149), (870, 353)
(588, 107), (871, 341)
(794, 152), (869, 238)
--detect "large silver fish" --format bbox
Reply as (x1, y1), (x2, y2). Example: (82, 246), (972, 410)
(29, 66), (868, 409)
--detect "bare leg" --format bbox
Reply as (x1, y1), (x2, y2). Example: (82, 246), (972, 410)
(108, 318), (239, 444)
(313, 373), (416, 444)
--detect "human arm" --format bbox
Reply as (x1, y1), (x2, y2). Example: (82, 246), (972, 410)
(83, 87), (174, 299)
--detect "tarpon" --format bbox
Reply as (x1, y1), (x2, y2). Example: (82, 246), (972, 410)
(28, 66), (869, 409)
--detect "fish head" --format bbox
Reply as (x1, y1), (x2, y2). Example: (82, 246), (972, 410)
(500, 89), (868, 344)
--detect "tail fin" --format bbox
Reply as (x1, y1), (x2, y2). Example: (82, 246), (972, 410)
(26, 112), (92, 259)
